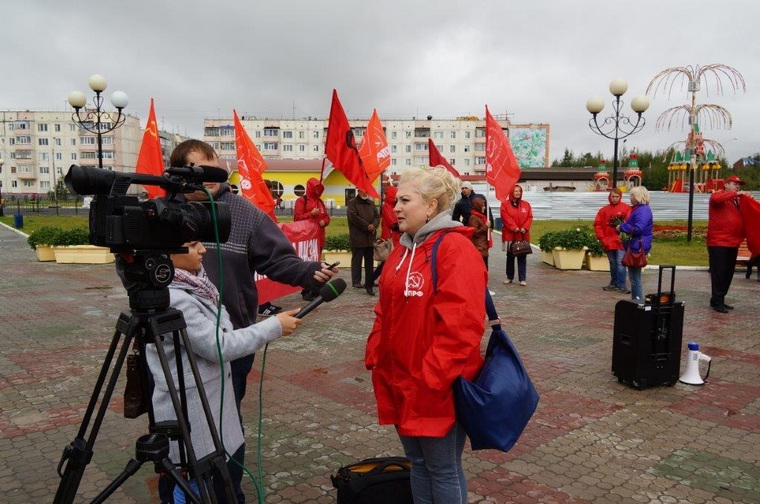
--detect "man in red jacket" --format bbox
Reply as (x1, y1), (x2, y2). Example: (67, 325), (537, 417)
(594, 188), (631, 293)
(707, 175), (755, 313)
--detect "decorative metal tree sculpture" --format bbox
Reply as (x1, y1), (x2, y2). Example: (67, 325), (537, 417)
(646, 63), (745, 241)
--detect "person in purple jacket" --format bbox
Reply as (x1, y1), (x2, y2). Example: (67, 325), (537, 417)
(616, 186), (653, 303)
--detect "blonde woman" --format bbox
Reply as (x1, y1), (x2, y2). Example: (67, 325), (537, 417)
(365, 166), (487, 504)
(616, 186), (653, 302)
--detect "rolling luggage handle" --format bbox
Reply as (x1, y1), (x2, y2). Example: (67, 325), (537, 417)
(647, 265), (676, 305)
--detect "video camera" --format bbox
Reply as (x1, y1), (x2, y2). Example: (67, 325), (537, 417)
(64, 164), (232, 253)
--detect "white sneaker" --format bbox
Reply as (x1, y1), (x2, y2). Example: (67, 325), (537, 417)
(519, 281), (527, 286)
(503, 279), (513, 285)
(488, 290), (496, 295)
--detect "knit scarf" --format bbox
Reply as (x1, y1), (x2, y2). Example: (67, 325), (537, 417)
(171, 267), (219, 307)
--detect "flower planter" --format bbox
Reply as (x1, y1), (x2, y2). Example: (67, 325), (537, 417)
(35, 245), (57, 262)
(53, 245), (115, 264)
(552, 249), (585, 270)
(322, 251), (352, 268)
(540, 250), (555, 266)
(585, 253), (610, 271)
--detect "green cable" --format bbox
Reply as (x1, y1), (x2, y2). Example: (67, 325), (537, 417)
(203, 187), (264, 503)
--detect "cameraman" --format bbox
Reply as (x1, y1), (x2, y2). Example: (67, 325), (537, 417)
(171, 140), (336, 503)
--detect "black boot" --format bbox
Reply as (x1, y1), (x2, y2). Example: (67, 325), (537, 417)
(366, 287), (375, 296)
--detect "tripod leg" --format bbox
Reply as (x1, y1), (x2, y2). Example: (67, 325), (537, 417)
(54, 313), (135, 504)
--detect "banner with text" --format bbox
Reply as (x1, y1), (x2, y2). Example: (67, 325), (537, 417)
(255, 219), (322, 303)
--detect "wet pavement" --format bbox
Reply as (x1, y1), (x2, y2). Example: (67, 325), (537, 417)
(0, 222), (758, 503)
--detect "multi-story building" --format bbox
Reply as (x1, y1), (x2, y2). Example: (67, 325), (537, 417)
(203, 116), (550, 176)
(0, 110), (189, 198)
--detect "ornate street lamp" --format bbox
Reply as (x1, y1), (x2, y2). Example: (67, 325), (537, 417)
(67, 74), (129, 169)
(586, 78), (650, 188)
(0, 158), (5, 217)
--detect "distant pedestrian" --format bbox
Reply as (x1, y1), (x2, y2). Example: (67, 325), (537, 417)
(347, 189), (380, 296)
(294, 178), (331, 301)
(372, 185), (401, 283)
(468, 196), (491, 269)
(707, 175), (755, 312)
(500, 184), (533, 286)
(616, 186), (653, 303)
(594, 188), (631, 293)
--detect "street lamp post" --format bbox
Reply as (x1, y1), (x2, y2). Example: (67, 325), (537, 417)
(0, 158), (4, 217)
(586, 79), (650, 188)
(67, 74), (129, 169)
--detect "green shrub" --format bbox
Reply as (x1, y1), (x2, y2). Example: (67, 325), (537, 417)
(538, 231), (558, 252)
(550, 228), (596, 251)
(49, 227), (90, 246)
(587, 237), (605, 257)
(324, 233), (350, 251)
(27, 227), (64, 250)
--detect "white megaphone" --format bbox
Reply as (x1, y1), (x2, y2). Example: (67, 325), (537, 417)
(679, 342), (712, 386)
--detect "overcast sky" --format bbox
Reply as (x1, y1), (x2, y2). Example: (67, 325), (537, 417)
(3, 0), (756, 165)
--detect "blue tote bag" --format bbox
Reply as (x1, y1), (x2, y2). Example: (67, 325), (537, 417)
(432, 235), (539, 452)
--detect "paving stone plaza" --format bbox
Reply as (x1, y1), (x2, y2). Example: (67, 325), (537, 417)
(0, 223), (758, 503)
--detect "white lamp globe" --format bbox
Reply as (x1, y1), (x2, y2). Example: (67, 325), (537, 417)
(68, 91), (87, 109)
(88, 74), (107, 92)
(110, 91), (129, 109)
(631, 95), (650, 113)
(586, 96), (605, 114)
(609, 78), (628, 96)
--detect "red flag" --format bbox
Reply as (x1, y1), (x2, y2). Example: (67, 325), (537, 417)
(135, 98), (165, 198)
(741, 196), (760, 254)
(358, 109), (390, 182)
(485, 106), (521, 201)
(428, 138), (460, 177)
(324, 90), (379, 197)
(234, 110), (275, 215)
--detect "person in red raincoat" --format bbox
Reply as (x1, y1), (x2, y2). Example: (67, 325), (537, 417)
(366, 167), (487, 504)
(371, 185), (401, 283)
(593, 188), (631, 293)
(294, 178), (331, 300)
(500, 184), (533, 286)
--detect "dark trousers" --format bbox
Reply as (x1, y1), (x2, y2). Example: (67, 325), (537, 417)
(708, 246), (739, 307)
(351, 247), (374, 288)
(506, 252), (527, 281)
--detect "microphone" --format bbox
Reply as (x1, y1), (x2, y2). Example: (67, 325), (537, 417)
(165, 165), (230, 183)
(294, 278), (347, 319)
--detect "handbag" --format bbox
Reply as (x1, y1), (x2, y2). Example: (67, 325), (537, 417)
(373, 239), (393, 262)
(508, 232), (532, 257)
(123, 341), (149, 419)
(330, 456), (412, 504)
(432, 234), (539, 452)
(621, 238), (647, 268)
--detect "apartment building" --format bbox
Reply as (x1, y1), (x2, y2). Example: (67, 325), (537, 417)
(0, 110), (189, 197)
(203, 116), (550, 176)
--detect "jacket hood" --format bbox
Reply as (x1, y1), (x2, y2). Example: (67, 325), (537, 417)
(508, 184), (523, 204)
(306, 178), (324, 198)
(399, 210), (462, 248)
(608, 187), (623, 205)
(384, 186), (398, 206)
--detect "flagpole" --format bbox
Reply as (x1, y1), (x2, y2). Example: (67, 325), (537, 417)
(319, 157), (326, 183)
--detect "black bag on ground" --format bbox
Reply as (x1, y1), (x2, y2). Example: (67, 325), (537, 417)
(330, 456), (413, 504)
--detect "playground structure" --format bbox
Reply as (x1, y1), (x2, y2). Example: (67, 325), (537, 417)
(591, 155), (642, 192)
(646, 63), (745, 194)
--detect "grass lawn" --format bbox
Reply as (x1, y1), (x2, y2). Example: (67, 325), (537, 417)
(2, 215), (710, 266)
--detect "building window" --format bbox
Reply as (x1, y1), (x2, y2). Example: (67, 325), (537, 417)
(391, 158), (397, 166)
(450, 159), (456, 165)
(391, 145), (397, 153)
(220, 142), (235, 151)
(17, 136), (31, 144)
(405, 131), (412, 139)
(465, 131), (471, 139)
(55, 138), (62, 146)
(283, 144), (293, 152)
(450, 131), (456, 139)
(283, 131), (293, 139)
(475, 128), (485, 138)
(313, 131), (319, 139)
(475, 143), (485, 152)
(8, 138), (15, 145)
(16, 150), (32, 159)
(220, 127), (234, 137)
(40, 181), (50, 189)
(69, 124), (76, 132)
(82, 152), (98, 160)
(56, 152), (62, 160)
(415, 143), (428, 152)
(71, 138), (76, 146)
(55, 124), (61, 132)
(294, 184), (306, 197)
(263, 128), (279, 137)
(299, 131), (305, 139)
(11, 180), (18, 188)
(40, 166), (50, 174)
(299, 145), (306, 152)
(205, 127), (219, 136)
(312, 145), (320, 152)
(475, 156), (486, 165)
(38, 138), (49, 146)
(255, 131), (261, 138)
(405, 145), (411, 153)
(405, 159), (412, 165)
(391, 131), (397, 139)
(81, 136), (96, 145)
(102, 151), (115, 159)
(23, 180), (34, 188)
(71, 153), (77, 160)
(263, 142), (278, 150)
(465, 158), (470, 166)
(433, 131), (443, 139)
(39, 152), (50, 161)
(38, 124), (48, 132)
(101, 137), (113, 145)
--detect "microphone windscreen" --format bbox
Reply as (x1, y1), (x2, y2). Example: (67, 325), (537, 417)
(198, 165), (230, 182)
(320, 278), (347, 302)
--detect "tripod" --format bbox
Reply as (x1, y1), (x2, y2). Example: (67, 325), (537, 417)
(54, 254), (236, 504)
